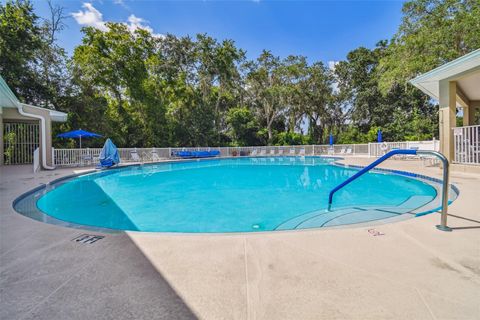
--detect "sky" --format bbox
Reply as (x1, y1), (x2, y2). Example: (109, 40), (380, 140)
(32, 0), (405, 64)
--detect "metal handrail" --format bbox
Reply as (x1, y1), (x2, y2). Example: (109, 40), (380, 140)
(328, 149), (451, 231)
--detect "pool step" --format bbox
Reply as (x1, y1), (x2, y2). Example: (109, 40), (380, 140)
(275, 195), (436, 230)
(275, 207), (361, 230)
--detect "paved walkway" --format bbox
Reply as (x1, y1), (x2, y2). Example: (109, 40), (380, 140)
(1, 159), (479, 319)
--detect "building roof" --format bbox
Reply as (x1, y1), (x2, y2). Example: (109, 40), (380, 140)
(0, 75), (67, 122)
(410, 49), (480, 103)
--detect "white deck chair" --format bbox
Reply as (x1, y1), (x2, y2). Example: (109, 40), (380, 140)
(260, 148), (267, 156)
(150, 150), (161, 162)
(289, 148), (296, 156)
(250, 149), (258, 156)
(345, 147), (352, 155)
(278, 149), (284, 156)
(339, 147), (346, 155)
(299, 148), (306, 156)
(81, 152), (93, 165)
(130, 149), (142, 162)
(269, 149), (275, 156)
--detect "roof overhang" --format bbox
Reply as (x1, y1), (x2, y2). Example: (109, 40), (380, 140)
(20, 103), (68, 122)
(410, 49), (480, 104)
(0, 75), (67, 122)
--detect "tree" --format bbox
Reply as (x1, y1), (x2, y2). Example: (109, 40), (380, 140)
(300, 62), (335, 143)
(0, 0), (69, 108)
(0, 0), (42, 101)
(72, 23), (167, 147)
(226, 106), (260, 146)
(379, 0), (480, 92)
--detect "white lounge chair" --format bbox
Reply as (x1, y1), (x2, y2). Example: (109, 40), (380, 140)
(339, 147), (346, 155)
(151, 149), (161, 162)
(131, 149), (142, 162)
(345, 147), (352, 155)
(278, 149), (284, 156)
(81, 153), (93, 165)
(260, 149), (267, 156)
(289, 148), (296, 156)
(299, 148), (306, 156)
(251, 149), (258, 156)
(269, 149), (275, 156)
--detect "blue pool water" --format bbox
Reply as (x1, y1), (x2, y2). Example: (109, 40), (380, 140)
(28, 157), (438, 233)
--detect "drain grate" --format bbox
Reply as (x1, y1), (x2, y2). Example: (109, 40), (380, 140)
(72, 234), (105, 244)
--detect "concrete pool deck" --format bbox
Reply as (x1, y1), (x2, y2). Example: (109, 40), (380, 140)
(1, 158), (479, 319)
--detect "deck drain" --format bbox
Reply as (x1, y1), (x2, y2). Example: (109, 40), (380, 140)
(72, 234), (105, 244)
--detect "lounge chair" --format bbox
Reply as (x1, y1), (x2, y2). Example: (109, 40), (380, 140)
(345, 148), (352, 155)
(299, 148), (306, 156)
(251, 149), (258, 156)
(81, 153), (93, 165)
(339, 147), (346, 155)
(278, 149), (284, 156)
(260, 149), (267, 156)
(130, 149), (142, 162)
(269, 149), (275, 156)
(289, 148), (296, 156)
(150, 149), (161, 162)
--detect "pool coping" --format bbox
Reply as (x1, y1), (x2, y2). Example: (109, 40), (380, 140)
(11, 156), (459, 235)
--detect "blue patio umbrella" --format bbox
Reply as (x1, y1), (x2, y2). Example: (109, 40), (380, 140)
(57, 129), (102, 148)
(377, 129), (383, 143)
(329, 133), (334, 145)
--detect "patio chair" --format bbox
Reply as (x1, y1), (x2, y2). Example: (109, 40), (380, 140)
(289, 148), (296, 156)
(269, 149), (276, 156)
(278, 149), (284, 156)
(299, 148), (306, 156)
(407, 147), (420, 160)
(251, 149), (258, 156)
(130, 149), (142, 162)
(339, 147), (346, 155)
(81, 153), (93, 166)
(260, 148), (267, 156)
(150, 149), (161, 162)
(345, 147), (352, 155)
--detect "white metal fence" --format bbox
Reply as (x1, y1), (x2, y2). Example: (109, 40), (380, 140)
(368, 140), (440, 157)
(453, 125), (480, 165)
(52, 140), (439, 167)
(3, 122), (40, 165)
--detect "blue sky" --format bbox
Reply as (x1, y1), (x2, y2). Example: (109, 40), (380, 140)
(33, 0), (404, 64)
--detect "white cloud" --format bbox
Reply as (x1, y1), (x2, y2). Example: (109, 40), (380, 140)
(72, 3), (163, 38)
(126, 14), (164, 38)
(126, 14), (152, 33)
(72, 3), (107, 31)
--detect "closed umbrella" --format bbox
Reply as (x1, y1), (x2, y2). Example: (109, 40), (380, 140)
(57, 129), (102, 148)
(377, 129), (383, 143)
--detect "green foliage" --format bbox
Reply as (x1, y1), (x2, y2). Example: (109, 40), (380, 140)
(2, 0), (474, 149)
(379, 0), (480, 92)
(226, 107), (260, 146)
(3, 131), (16, 164)
(274, 131), (310, 146)
(0, 0), (68, 107)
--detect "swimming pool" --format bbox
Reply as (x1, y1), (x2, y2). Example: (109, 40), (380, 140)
(14, 157), (454, 233)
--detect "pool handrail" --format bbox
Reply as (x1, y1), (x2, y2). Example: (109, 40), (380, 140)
(328, 149), (451, 231)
